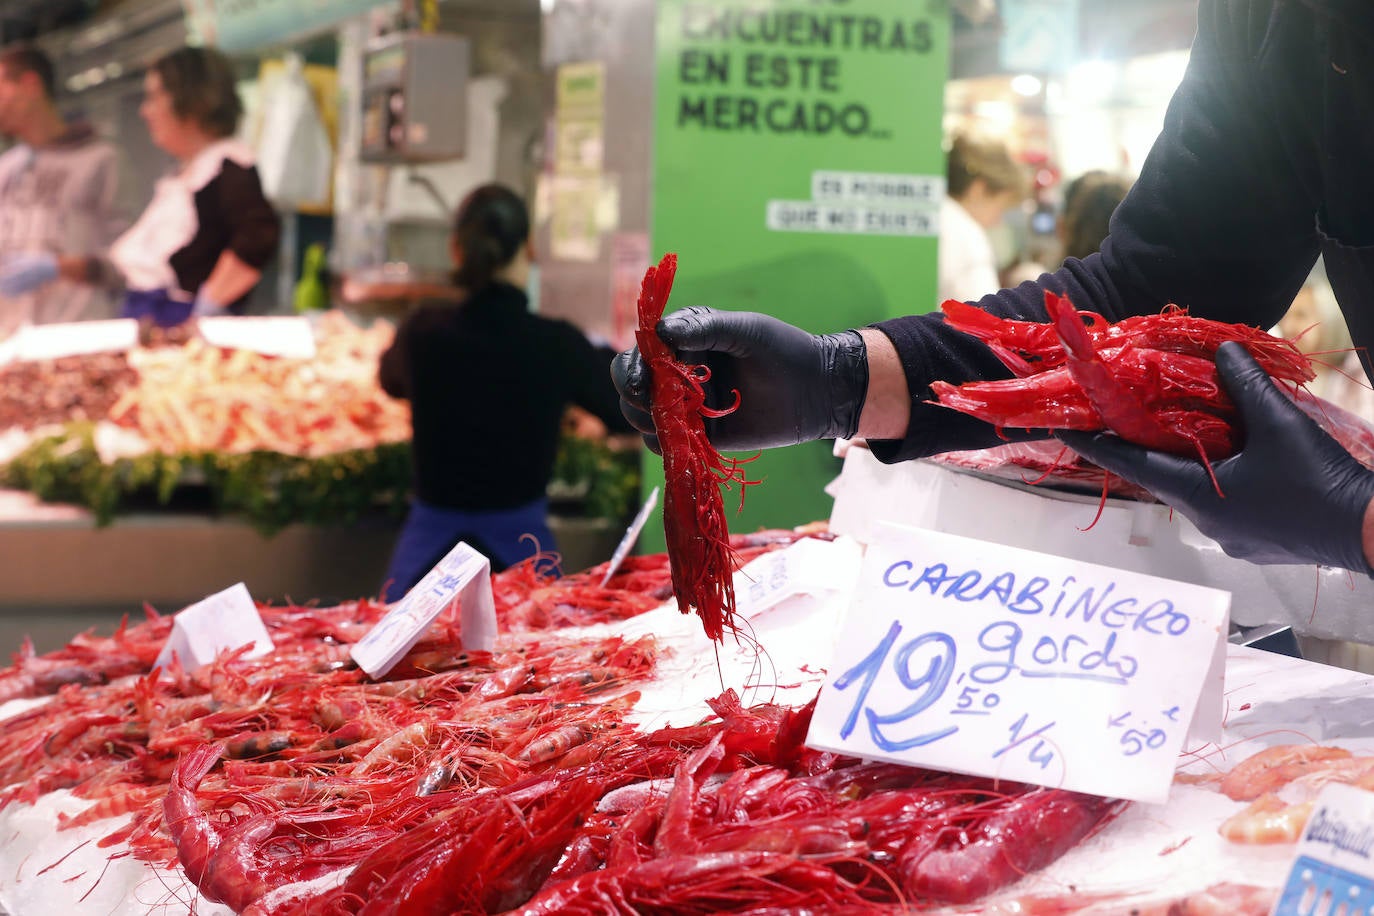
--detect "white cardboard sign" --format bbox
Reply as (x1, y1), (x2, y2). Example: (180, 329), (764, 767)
(732, 535), (861, 620)
(153, 582), (274, 674)
(351, 542), (496, 678)
(807, 523), (1230, 804)
(2, 319), (139, 364)
(197, 316), (317, 359)
(601, 486), (659, 587)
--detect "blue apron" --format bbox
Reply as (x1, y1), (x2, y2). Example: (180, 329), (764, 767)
(121, 289), (193, 327)
(381, 496), (558, 602)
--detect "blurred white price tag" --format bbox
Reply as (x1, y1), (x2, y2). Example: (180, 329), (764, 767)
(601, 486), (659, 586)
(197, 316), (316, 359)
(807, 522), (1230, 804)
(6, 319), (138, 363)
(352, 542), (495, 678)
(732, 535), (861, 619)
(1274, 783), (1374, 914)
(154, 582), (274, 674)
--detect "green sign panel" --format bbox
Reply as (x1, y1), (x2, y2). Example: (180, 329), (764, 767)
(648, 0), (950, 547)
(182, 0), (391, 51)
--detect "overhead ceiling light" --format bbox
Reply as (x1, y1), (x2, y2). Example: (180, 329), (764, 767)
(540, 0), (556, 12)
(1011, 74), (1042, 97)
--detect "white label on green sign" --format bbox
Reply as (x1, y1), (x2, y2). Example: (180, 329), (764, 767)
(811, 170), (943, 205)
(766, 200), (937, 236)
(806, 522), (1230, 804)
(352, 542), (495, 677)
(154, 582), (274, 675)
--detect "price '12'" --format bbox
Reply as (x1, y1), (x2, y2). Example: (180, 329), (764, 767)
(832, 620), (958, 752)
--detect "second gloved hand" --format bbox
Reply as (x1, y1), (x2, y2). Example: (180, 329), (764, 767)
(0, 252), (58, 298)
(611, 307), (869, 452)
(1058, 340), (1374, 573)
(191, 289), (226, 318)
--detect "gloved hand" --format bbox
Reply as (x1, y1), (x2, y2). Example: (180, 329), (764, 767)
(611, 307), (869, 453)
(1058, 340), (1374, 573)
(191, 289), (226, 318)
(0, 252), (58, 297)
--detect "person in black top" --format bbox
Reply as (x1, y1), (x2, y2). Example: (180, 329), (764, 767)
(5, 47), (282, 326)
(379, 183), (631, 601)
(613, 1), (1374, 577)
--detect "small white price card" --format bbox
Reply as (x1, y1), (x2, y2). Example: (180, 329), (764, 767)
(1274, 783), (1374, 914)
(601, 486), (659, 587)
(351, 542), (496, 678)
(154, 582), (274, 674)
(197, 316), (317, 359)
(10, 319), (139, 362)
(733, 535), (861, 619)
(807, 523), (1230, 804)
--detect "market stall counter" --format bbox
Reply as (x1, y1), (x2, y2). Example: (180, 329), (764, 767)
(0, 527), (1360, 915)
(0, 487), (399, 651)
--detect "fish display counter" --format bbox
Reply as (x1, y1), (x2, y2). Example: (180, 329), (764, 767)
(0, 522), (1364, 915)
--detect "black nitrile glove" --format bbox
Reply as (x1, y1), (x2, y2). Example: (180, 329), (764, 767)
(610, 307), (869, 453)
(1058, 341), (1374, 573)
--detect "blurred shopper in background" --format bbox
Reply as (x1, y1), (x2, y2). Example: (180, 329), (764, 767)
(1058, 170), (1133, 263)
(0, 44), (121, 336)
(111, 47), (279, 325)
(3, 47), (280, 327)
(938, 131), (1026, 304)
(1003, 169), (1134, 286)
(378, 184), (632, 601)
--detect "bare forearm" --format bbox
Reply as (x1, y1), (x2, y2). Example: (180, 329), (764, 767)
(856, 328), (910, 440)
(57, 254), (121, 288)
(200, 250), (262, 306)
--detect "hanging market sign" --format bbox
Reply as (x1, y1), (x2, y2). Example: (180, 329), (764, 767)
(182, 0), (392, 52)
(645, 0), (949, 545)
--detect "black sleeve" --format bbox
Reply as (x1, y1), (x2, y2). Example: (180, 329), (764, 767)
(559, 324), (635, 434)
(869, 0), (1321, 463)
(378, 316), (414, 400)
(216, 161), (281, 269)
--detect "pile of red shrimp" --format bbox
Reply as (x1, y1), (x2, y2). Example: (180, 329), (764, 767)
(932, 293), (1316, 493)
(930, 295), (1374, 506)
(0, 529), (1128, 914)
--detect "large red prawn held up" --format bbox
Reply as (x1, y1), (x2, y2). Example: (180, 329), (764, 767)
(635, 253), (757, 641)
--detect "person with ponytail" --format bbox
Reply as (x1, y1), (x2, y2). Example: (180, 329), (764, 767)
(377, 183), (631, 601)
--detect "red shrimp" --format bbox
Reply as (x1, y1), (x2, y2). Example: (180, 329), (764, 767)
(931, 350), (1238, 456)
(57, 783), (166, 830)
(1046, 291), (1217, 465)
(512, 850), (874, 915)
(635, 253), (757, 641)
(898, 787), (1123, 904)
(300, 773), (607, 916)
(162, 744), (224, 893)
(1218, 744), (1352, 801)
(931, 367), (1101, 430)
(942, 298), (1314, 386)
(1108, 307), (1314, 384)
(942, 298), (1074, 376)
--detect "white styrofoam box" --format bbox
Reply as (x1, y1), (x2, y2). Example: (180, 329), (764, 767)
(827, 448), (1374, 644)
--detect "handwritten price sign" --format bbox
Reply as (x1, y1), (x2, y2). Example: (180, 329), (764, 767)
(352, 542), (495, 677)
(807, 523), (1230, 803)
